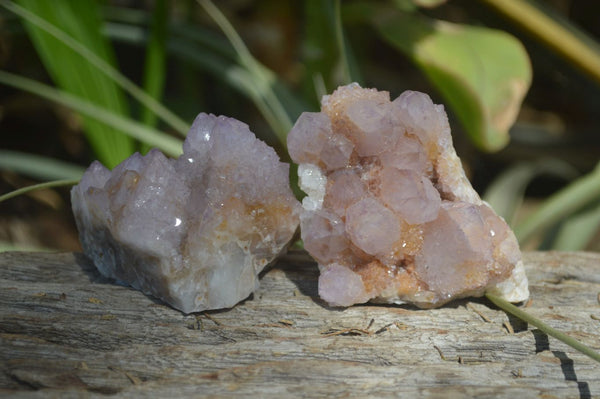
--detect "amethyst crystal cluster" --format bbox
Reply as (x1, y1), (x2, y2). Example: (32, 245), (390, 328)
(72, 114), (300, 313)
(72, 84), (528, 313)
(287, 84), (528, 308)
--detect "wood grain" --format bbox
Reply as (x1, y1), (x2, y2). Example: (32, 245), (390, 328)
(1, 250), (599, 398)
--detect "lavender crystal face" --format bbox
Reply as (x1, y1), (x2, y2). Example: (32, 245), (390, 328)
(288, 84), (529, 308)
(72, 113), (300, 313)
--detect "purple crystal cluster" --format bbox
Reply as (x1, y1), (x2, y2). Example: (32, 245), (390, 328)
(72, 113), (300, 313)
(288, 84), (528, 308)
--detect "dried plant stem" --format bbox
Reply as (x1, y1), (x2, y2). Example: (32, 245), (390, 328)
(485, 292), (600, 363)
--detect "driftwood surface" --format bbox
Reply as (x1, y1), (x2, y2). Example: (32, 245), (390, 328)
(0, 250), (599, 398)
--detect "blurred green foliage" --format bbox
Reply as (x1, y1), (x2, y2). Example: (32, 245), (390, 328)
(1, 0), (600, 251)
(15, 0), (135, 168)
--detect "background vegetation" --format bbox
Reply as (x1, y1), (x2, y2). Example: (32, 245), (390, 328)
(1, 0), (599, 253)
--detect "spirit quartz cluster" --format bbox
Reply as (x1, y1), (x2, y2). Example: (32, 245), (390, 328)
(288, 83), (529, 308)
(72, 113), (300, 313)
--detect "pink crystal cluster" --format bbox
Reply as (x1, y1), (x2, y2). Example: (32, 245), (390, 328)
(72, 113), (300, 313)
(288, 84), (528, 308)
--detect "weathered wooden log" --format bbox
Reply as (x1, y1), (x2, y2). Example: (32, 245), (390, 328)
(1, 250), (599, 397)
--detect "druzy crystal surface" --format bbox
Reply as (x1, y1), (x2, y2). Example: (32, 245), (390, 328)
(72, 113), (300, 313)
(288, 84), (529, 308)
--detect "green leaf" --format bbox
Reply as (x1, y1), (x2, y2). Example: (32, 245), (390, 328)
(483, 159), (578, 225)
(377, 13), (532, 152)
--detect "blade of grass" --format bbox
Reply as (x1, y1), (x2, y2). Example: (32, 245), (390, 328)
(10, 0), (133, 168)
(0, 150), (84, 181)
(334, 0), (351, 84)
(173, 23), (307, 122)
(486, 292), (600, 363)
(483, 159), (578, 225)
(514, 162), (600, 244)
(105, 21), (281, 132)
(140, 0), (168, 154)
(552, 201), (600, 250)
(0, 179), (79, 203)
(196, 0), (292, 145)
(0, 70), (183, 157)
(2, 0), (189, 137)
(0, 241), (52, 252)
(334, 0), (362, 85)
(104, 15), (307, 138)
(303, 0), (336, 103)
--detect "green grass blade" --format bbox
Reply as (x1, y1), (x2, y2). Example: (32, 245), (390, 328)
(483, 159), (578, 225)
(105, 22), (274, 125)
(3, 0), (189, 138)
(10, 0), (133, 168)
(0, 70), (183, 157)
(196, 0), (292, 146)
(0, 179), (79, 203)
(486, 292), (600, 363)
(0, 241), (52, 252)
(334, 0), (351, 84)
(334, 0), (362, 85)
(0, 150), (84, 181)
(514, 162), (600, 245)
(104, 15), (307, 143)
(303, 0), (337, 103)
(140, 0), (168, 147)
(552, 201), (600, 250)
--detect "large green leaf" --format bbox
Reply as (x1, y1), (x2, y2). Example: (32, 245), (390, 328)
(15, 0), (134, 168)
(377, 13), (531, 151)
